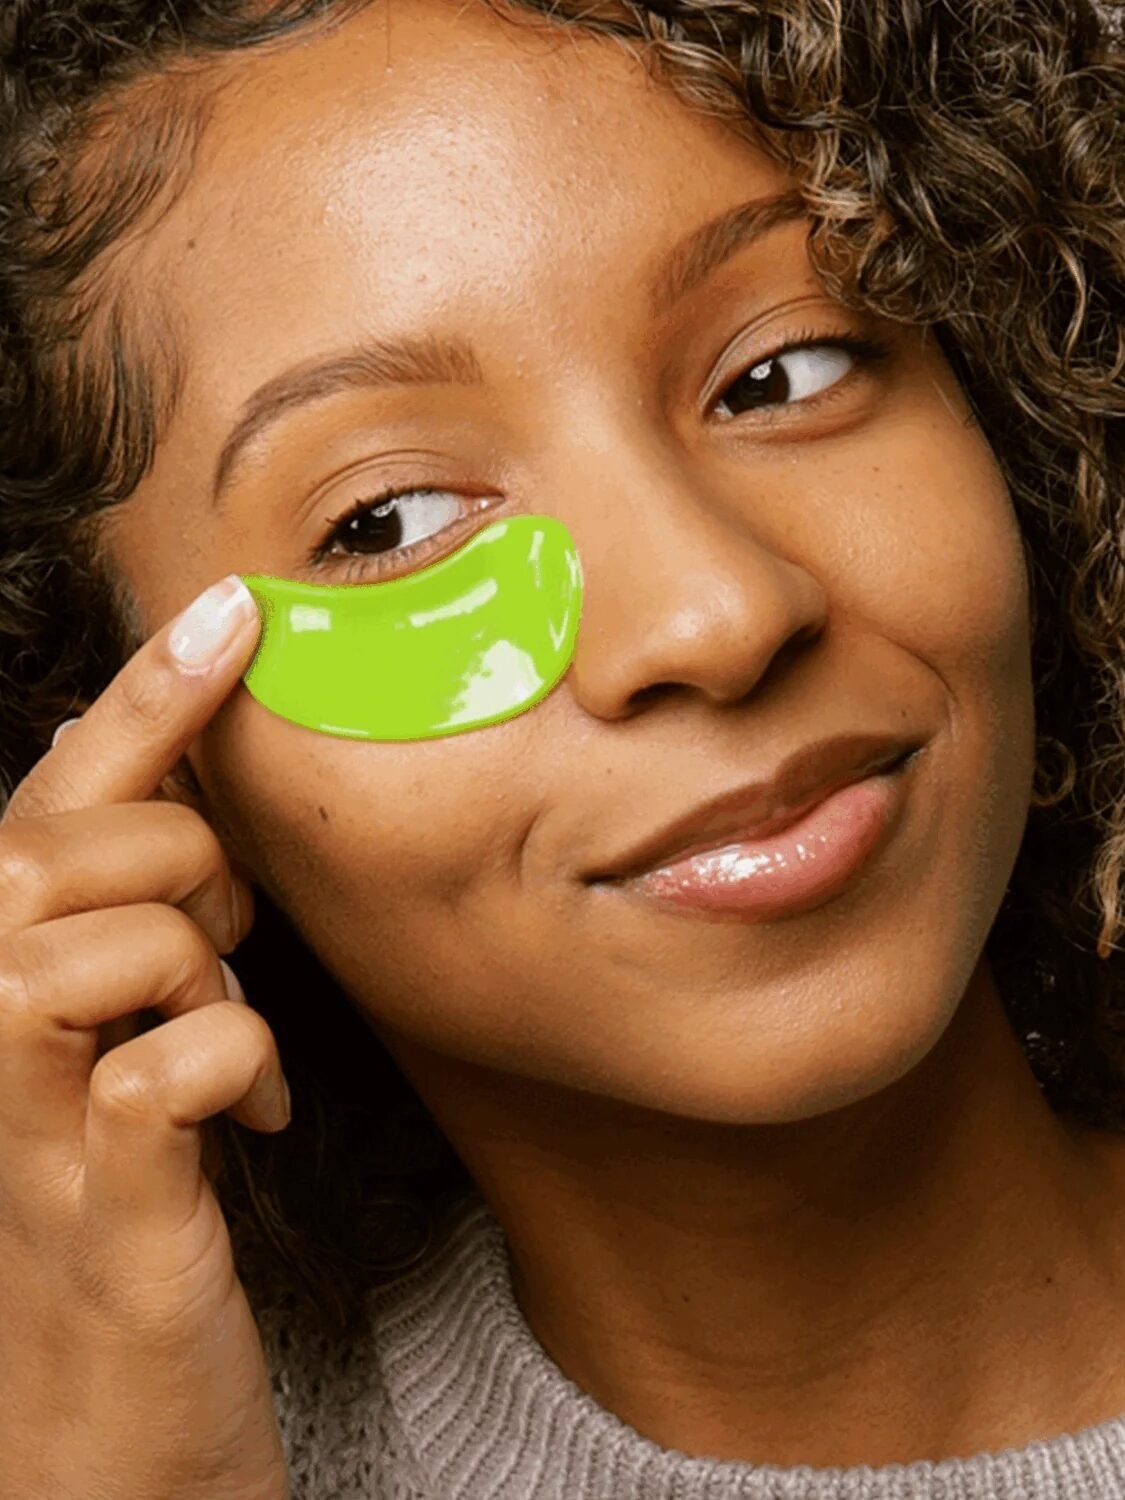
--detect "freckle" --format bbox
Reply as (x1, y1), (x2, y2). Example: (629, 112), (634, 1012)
(318, 805), (330, 823)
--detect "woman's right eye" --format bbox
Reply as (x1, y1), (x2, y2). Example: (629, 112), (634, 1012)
(309, 487), (495, 581)
(332, 489), (462, 554)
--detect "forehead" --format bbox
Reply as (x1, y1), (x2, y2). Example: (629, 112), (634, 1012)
(139, 0), (794, 386)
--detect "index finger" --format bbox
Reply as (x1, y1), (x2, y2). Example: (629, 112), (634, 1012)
(3, 574), (261, 822)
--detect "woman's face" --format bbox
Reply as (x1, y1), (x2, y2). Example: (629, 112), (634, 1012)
(106, 0), (1034, 1124)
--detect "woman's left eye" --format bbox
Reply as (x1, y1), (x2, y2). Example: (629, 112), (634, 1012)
(713, 335), (890, 420)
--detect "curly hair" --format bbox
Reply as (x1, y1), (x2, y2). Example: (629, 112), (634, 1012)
(0, 0), (1123, 1342)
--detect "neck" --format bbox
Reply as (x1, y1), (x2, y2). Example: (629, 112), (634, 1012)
(380, 962), (1125, 1468)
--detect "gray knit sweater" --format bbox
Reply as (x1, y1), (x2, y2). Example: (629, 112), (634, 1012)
(252, 1189), (1125, 1499)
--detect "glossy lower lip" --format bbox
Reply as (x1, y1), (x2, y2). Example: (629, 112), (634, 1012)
(596, 758), (915, 920)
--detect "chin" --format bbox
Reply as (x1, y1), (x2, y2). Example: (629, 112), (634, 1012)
(558, 976), (969, 1128)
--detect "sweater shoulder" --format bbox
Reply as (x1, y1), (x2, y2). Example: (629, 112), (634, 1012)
(236, 1191), (489, 1500)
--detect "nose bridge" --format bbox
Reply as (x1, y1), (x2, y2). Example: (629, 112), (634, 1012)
(555, 435), (828, 723)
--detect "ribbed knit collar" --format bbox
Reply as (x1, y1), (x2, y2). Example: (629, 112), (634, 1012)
(368, 1189), (1125, 1499)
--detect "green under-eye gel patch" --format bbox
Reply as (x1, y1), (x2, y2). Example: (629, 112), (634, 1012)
(240, 514), (583, 742)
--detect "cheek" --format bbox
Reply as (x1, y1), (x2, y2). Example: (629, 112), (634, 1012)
(840, 406), (1035, 915)
(190, 696), (543, 960)
(803, 394), (1035, 906)
(831, 406), (1031, 693)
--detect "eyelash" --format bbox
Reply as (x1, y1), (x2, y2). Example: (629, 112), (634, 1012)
(308, 327), (892, 580)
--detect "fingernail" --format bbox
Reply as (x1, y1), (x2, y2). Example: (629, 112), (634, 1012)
(51, 716), (82, 749)
(168, 575), (257, 668)
(219, 958), (246, 1003)
(265, 1074), (292, 1132)
(224, 885), (242, 955)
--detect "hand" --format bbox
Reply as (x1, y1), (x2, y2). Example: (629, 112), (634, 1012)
(0, 574), (292, 1500)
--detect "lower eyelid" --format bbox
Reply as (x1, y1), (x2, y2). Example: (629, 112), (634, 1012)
(711, 343), (888, 422)
(316, 499), (496, 580)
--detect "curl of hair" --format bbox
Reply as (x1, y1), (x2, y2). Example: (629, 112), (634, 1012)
(0, 0), (1122, 1339)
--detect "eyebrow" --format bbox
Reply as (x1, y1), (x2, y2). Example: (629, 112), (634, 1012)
(648, 187), (809, 311)
(210, 187), (809, 505)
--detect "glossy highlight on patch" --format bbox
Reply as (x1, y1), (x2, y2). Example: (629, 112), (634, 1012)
(240, 514), (583, 741)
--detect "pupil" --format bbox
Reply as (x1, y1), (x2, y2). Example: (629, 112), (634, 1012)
(725, 358), (787, 412)
(347, 499), (402, 554)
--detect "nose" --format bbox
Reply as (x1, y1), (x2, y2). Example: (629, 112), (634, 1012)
(560, 459), (828, 726)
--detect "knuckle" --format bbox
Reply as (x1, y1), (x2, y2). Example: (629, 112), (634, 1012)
(166, 801), (226, 882)
(111, 654), (177, 735)
(216, 997), (277, 1079)
(160, 797), (208, 834)
(89, 1050), (154, 1120)
(3, 765), (83, 824)
(0, 785), (38, 825)
(234, 998), (275, 1056)
(0, 835), (50, 921)
(0, 946), (35, 1025)
(151, 904), (217, 994)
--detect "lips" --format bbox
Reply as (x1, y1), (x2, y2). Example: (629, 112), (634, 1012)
(590, 731), (922, 884)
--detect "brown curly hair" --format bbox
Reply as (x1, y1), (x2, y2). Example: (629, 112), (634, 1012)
(0, 0), (1122, 1342)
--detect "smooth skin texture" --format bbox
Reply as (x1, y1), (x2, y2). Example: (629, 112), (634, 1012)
(89, 0), (1125, 1470)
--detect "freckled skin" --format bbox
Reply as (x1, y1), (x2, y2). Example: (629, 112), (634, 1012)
(101, 0), (1125, 1470)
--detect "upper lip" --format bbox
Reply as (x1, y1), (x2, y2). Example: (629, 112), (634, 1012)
(591, 731), (922, 883)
